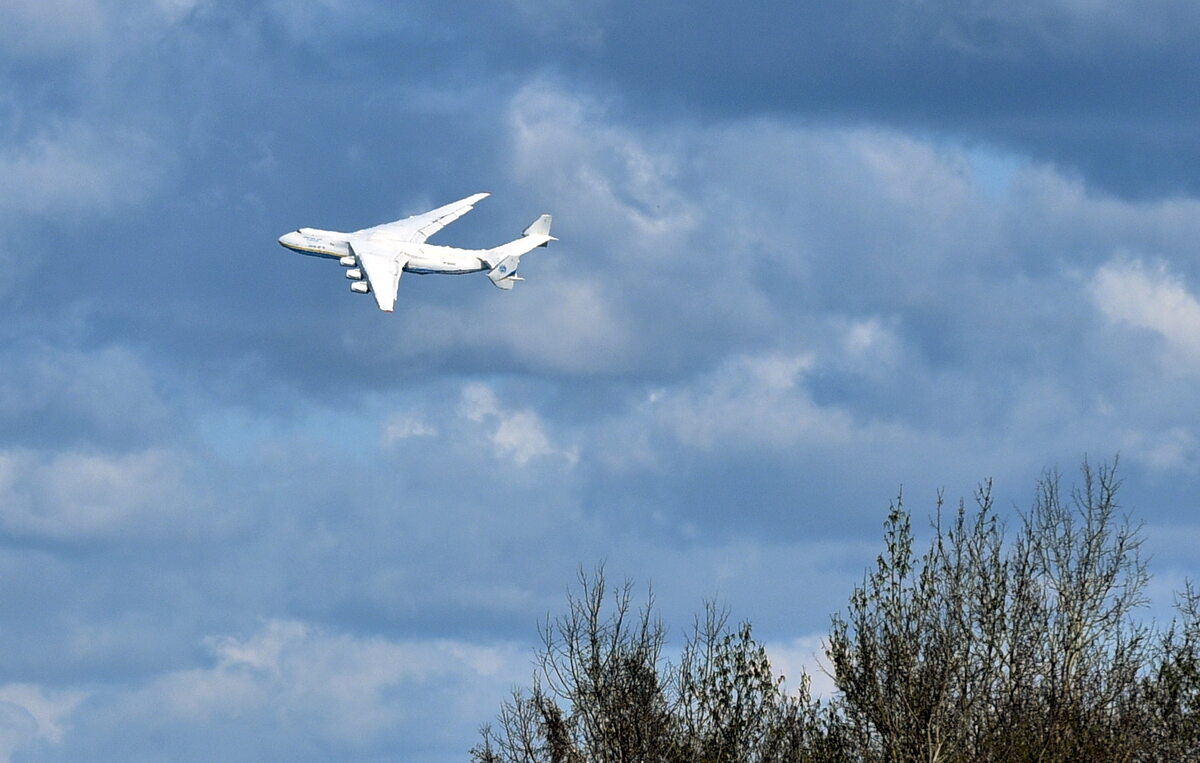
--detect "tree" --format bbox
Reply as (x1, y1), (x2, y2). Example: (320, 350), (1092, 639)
(475, 461), (1198, 762)
(1142, 581), (1200, 760)
(826, 460), (1169, 762)
(674, 605), (831, 762)
(471, 567), (821, 763)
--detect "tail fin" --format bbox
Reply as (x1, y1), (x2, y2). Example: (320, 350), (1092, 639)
(484, 214), (557, 266)
(523, 214), (552, 238)
(484, 214), (555, 290)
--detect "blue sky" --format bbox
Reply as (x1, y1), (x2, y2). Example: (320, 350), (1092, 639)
(2, 0), (1200, 759)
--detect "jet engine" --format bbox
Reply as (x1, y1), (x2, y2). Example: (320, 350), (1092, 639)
(344, 268), (364, 280)
(350, 281), (370, 294)
(339, 256), (357, 267)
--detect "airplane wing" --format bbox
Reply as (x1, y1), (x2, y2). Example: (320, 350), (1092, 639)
(349, 240), (407, 312)
(356, 192), (490, 243)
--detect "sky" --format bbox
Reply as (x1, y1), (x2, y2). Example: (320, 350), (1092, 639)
(2, 0), (1200, 759)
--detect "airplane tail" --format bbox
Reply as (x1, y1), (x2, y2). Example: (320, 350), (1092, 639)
(485, 214), (555, 289)
(523, 214), (552, 238)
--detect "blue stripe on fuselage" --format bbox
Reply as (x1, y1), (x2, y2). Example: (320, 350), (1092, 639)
(280, 242), (343, 259)
(404, 266), (485, 275)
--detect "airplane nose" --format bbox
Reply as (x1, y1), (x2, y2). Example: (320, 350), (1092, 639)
(278, 232), (295, 248)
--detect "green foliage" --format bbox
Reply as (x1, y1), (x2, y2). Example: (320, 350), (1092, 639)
(474, 461), (1200, 762)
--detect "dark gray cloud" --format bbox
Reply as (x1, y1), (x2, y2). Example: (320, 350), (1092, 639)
(505, 0), (1200, 198)
(2, 1), (1200, 759)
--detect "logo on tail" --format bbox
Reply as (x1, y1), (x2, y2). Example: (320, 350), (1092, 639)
(485, 214), (556, 290)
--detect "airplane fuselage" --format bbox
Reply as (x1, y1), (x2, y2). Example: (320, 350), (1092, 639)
(276, 193), (553, 311)
(278, 228), (490, 275)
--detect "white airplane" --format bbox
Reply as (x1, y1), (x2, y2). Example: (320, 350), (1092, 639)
(278, 192), (554, 311)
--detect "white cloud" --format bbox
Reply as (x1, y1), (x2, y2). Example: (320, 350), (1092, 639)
(396, 275), (636, 376)
(1119, 426), (1198, 473)
(0, 0), (104, 56)
(381, 411), (437, 444)
(499, 279), (635, 374)
(764, 634), (838, 700)
(459, 383), (501, 424)
(154, 0), (208, 22)
(0, 0), (214, 58)
(651, 352), (858, 451)
(458, 382), (568, 466)
(915, 0), (1194, 57)
(488, 85), (1012, 379)
(497, 86), (1200, 484)
(503, 0), (609, 45)
(1090, 258), (1200, 371)
(0, 684), (85, 760)
(509, 81), (698, 247)
(491, 410), (555, 465)
(0, 448), (209, 540)
(0, 126), (161, 216)
(262, 0), (391, 41)
(118, 620), (527, 747)
(6, 54), (1200, 763)
(500, 84), (1017, 369)
(836, 316), (902, 377)
(0, 344), (174, 442)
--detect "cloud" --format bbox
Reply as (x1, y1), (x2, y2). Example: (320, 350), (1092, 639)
(154, 0), (209, 22)
(3, 10), (1200, 761)
(0, 448), (210, 541)
(913, 0), (1193, 57)
(509, 81), (697, 244)
(1090, 258), (1200, 371)
(456, 81), (1200, 492)
(0, 0), (105, 57)
(503, 0), (609, 45)
(502, 0), (1200, 197)
(0, 0), (214, 59)
(261, 0), (394, 42)
(381, 411), (437, 444)
(495, 84), (989, 378)
(649, 352), (853, 452)
(764, 634), (837, 700)
(79, 620), (528, 758)
(0, 684), (85, 761)
(389, 275), (637, 377)
(836, 316), (903, 379)
(0, 126), (161, 217)
(0, 123), (164, 298)
(0, 344), (175, 449)
(1118, 427), (1198, 473)
(458, 383), (571, 465)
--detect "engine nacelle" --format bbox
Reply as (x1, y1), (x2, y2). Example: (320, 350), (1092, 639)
(339, 255), (357, 267)
(344, 268), (364, 280)
(350, 281), (370, 294)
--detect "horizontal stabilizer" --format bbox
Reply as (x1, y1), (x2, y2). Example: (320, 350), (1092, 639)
(492, 275), (522, 290)
(488, 255), (522, 290)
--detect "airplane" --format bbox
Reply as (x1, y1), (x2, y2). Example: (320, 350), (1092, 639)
(278, 192), (555, 312)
